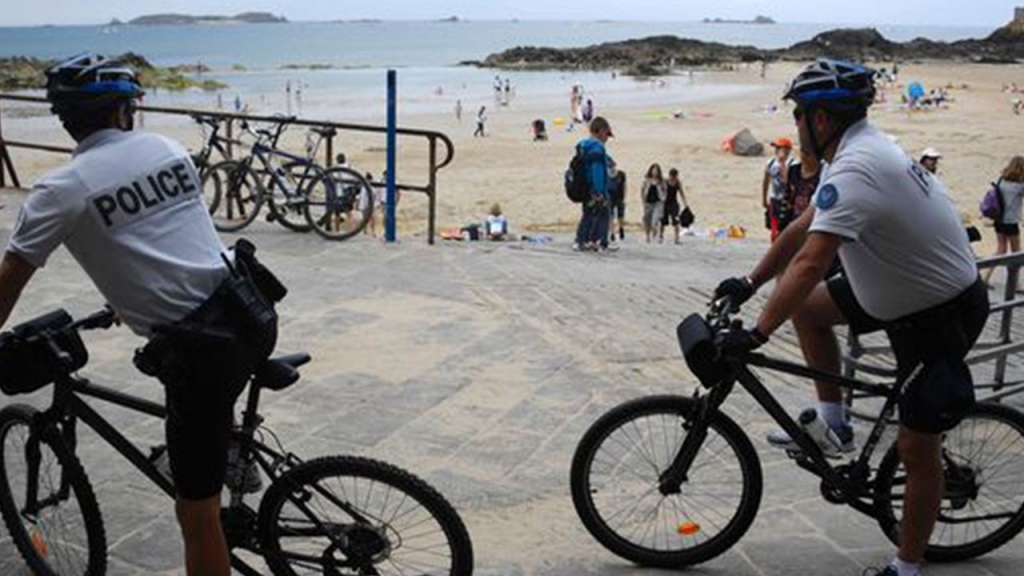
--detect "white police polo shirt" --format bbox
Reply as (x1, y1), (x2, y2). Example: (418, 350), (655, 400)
(7, 129), (228, 336)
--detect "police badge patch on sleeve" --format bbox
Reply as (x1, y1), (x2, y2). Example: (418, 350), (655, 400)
(816, 183), (839, 210)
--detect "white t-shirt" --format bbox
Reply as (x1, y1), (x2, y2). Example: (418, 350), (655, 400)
(765, 156), (794, 202)
(7, 129), (228, 336)
(486, 214), (506, 236)
(809, 119), (977, 321)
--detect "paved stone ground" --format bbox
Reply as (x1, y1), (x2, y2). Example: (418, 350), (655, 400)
(1, 190), (1023, 574)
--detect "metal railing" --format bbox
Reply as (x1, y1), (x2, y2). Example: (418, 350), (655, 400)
(0, 94), (454, 244)
(843, 250), (1024, 409)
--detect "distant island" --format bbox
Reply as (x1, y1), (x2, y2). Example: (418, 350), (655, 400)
(126, 12), (286, 26)
(703, 15), (775, 24)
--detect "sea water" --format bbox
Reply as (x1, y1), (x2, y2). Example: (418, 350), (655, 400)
(0, 20), (994, 122)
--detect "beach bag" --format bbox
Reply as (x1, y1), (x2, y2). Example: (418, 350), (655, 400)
(0, 309), (88, 396)
(979, 180), (1004, 221)
(564, 145), (589, 203)
(679, 206), (695, 228)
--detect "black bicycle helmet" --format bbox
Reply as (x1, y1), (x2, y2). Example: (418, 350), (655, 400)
(45, 53), (144, 113)
(783, 59), (876, 112)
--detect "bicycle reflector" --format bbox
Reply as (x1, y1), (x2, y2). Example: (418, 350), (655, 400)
(677, 314), (731, 388)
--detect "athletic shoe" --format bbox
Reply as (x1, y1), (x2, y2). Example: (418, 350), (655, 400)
(766, 421), (855, 456)
(862, 567), (899, 576)
(572, 243), (582, 252)
(607, 242), (620, 252)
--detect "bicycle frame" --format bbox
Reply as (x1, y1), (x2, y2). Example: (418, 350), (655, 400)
(663, 350), (911, 520)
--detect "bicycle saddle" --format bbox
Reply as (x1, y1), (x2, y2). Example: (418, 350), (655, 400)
(253, 353), (311, 391)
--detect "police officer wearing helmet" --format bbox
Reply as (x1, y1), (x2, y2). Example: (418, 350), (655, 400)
(714, 59), (987, 576)
(0, 53), (277, 575)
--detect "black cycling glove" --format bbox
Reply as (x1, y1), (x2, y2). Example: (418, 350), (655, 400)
(719, 326), (769, 357)
(713, 276), (755, 309)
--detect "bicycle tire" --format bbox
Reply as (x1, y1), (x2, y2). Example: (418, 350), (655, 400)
(0, 404), (107, 576)
(304, 167), (374, 241)
(257, 455), (473, 575)
(874, 401), (1024, 562)
(203, 160), (265, 232)
(265, 160), (314, 233)
(570, 395), (762, 568)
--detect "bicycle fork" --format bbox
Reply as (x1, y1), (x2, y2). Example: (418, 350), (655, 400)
(658, 381), (734, 495)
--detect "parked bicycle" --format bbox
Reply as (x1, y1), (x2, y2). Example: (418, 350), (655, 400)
(188, 113), (232, 179)
(570, 296), (1024, 568)
(0, 307), (474, 575)
(202, 117), (374, 240)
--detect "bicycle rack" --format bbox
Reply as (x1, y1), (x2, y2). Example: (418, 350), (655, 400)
(0, 94), (454, 244)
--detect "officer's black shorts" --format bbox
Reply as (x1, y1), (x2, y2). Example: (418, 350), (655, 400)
(143, 290), (276, 500)
(828, 275), (989, 434)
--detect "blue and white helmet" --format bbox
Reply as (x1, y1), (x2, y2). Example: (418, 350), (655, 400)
(45, 53), (144, 113)
(783, 59), (876, 112)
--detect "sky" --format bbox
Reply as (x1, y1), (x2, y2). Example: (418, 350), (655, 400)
(1, 1), (1018, 28)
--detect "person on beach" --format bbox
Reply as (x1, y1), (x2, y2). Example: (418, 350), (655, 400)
(474, 106), (487, 137)
(455, 99), (462, 122)
(786, 146), (821, 222)
(981, 156), (1024, 287)
(641, 163), (667, 243)
(0, 54), (278, 576)
(583, 98), (595, 123)
(919, 148), (941, 174)
(572, 117), (615, 252)
(661, 168), (688, 244)
(762, 137), (795, 241)
(608, 160), (627, 246)
(715, 59), (988, 576)
(486, 203), (508, 240)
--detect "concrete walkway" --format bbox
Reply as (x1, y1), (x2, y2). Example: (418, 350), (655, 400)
(1, 193), (1022, 575)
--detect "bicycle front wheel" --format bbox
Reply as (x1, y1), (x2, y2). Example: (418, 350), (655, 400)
(304, 167), (374, 241)
(0, 404), (106, 576)
(257, 455), (473, 575)
(874, 401), (1024, 562)
(570, 395), (762, 568)
(203, 160), (264, 232)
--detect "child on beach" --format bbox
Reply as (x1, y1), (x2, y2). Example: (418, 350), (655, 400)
(641, 163), (667, 243)
(486, 203), (508, 240)
(982, 156), (1024, 287)
(661, 168), (688, 244)
(474, 106), (487, 137)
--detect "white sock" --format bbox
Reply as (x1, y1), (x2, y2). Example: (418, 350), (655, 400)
(818, 401), (846, 430)
(891, 557), (920, 576)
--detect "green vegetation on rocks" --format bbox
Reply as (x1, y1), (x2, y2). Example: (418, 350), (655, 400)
(0, 53), (226, 93)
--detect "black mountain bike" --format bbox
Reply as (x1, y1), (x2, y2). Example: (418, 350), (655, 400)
(0, 308), (473, 575)
(570, 297), (1024, 569)
(188, 113), (232, 179)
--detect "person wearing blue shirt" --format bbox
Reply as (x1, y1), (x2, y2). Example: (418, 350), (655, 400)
(573, 116), (616, 251)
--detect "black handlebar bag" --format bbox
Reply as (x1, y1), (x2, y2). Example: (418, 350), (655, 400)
(0, 309), (89, 395)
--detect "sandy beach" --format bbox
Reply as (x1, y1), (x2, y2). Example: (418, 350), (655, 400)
(3, 60), (1024, 255)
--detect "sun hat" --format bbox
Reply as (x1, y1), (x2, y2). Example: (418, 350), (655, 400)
(920, 147), (942, 159)
(770, 137), (793, 149)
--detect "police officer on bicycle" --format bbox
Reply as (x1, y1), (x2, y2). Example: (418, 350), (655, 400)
(715, 60), (988, 576)
(0, 54), (276, 576)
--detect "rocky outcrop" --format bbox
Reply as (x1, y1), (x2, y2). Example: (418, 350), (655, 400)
(0, 53), (225, 92)
(478, 21), (1024, 73)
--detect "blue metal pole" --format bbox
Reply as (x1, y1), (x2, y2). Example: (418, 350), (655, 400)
(385, 70), (397, 242)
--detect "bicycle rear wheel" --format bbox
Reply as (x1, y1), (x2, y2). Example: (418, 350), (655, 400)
(266, 161), (314, 233)
(874, 401), (1024, 562)
(570, 395), (762, 568)
(0, 404), (106, 576)
(203, 160), (264, 232)
(257, 455), (473, 575)
(304, 167), (374, 241)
